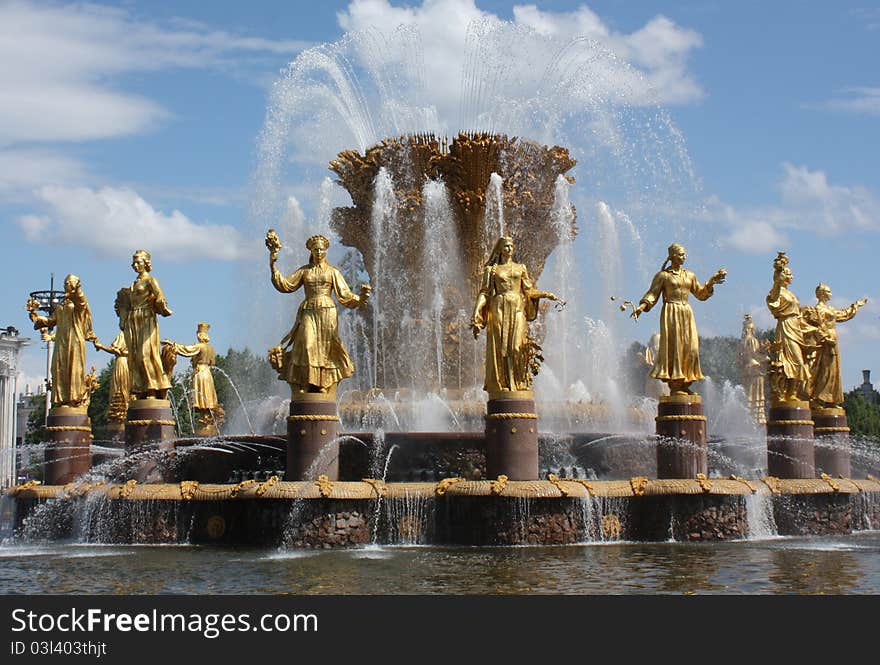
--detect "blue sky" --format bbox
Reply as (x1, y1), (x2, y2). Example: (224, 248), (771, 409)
(1, 0), (878, 398)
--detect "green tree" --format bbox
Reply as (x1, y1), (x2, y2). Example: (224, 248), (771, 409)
(87, 363), (113, 440)
(843, 390), (880, 440)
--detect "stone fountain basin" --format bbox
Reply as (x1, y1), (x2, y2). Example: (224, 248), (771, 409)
(8, 477), (880, 547)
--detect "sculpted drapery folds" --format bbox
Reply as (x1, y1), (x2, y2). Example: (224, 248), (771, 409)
(632, 243), (726, 395)
(92, 288), (132, 421)
(738, 314), (768, 425)
(801, 283), (866, 407)
(765, 252), (818, 403)
(266, 230), (371, 394)
(164, 322), (220, 410)
(27, 274), (96, 408)
(471, 236), (560, 394)
(123, 250), (174, 400)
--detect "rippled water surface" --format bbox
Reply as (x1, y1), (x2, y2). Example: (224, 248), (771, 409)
(1, 532), (878, 594)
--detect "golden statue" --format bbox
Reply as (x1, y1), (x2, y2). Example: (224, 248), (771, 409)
(163, 322), (224, 431)
(92, 288), (132, 422)
(765, 252), (817, 403)
(266, 230), (371, 395)
(737, 314), (767, 424)
(471, 236), (560, 394)
(26, 274), (96, 408)
(801, 283), (866, 407)
(631, 243), (726, 395)
(122, 249), (174, 400)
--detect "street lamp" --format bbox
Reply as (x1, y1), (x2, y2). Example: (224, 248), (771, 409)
(28, 274), (64, 425)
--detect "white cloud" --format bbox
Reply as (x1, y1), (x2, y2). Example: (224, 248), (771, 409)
(337, 0), (704, 109)
(0, 0), (309, 144)
(513, 8), (704, 104)
(0, 148), (88, 198)
(809, 87), (880, 116)
(715, 163), (880, 253)
(16, 185), (256, 262)
(723, 220), (788, 254)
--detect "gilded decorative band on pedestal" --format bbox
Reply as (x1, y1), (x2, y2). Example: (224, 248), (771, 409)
(486, 412), (538, 420)
(814, 426), (851, 433)
(127, 419), (177, 426)
(287, 414), (340, 422)
(43, 425), (93, 432)
(655, 414), (706, 422)
(768, 419), (814, 426)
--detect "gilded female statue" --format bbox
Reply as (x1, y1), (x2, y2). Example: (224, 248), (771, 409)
(631, 243), (726, 395)
(123, 249), (173, 400)
(765, 252), (816, 403)
(164, 322), (220, 411)
(471, 236), (560, 393)
(26, 274), (96, 407)
(92, 288), (132, 421)
(737, 313), (767, 424)
(801, 283), (866, 407)
(266, 230), (371, 394)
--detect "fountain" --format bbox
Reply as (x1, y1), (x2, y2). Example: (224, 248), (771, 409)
(4, 17), (880, 553)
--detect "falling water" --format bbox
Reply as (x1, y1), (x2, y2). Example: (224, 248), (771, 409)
(210, 366), (256, 435)
(744, 492), (778, 540)
(483, 173), (505, 240)
(370, 167), (397, 388)
(594, 201), (624, 337)
(422, 178), (459, 388)
(543, 175), (577, 395)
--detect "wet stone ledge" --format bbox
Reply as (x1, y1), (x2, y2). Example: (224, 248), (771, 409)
(7, 478), (880, 547)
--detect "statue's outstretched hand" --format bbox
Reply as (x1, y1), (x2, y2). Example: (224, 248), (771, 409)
(265, 229), (282, 261)
(359, 284), (372, 305)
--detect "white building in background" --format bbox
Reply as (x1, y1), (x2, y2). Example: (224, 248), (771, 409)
(0, 326), (31, 488)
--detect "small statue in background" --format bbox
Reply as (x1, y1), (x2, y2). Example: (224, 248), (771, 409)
(801, 283), (866, 407)
(164, 322), (224, 434)
(631, 243), (726, 395)
(123, 250), (174, 400)
(92, 288), (132, 424)
(643, 332), (670, 399)
(765, 252), (817, 403)
(471, 236), (561, 393)
(737, 314), (768, 425)
(26, 274), (96, 407)
(266, 230), (371, 395)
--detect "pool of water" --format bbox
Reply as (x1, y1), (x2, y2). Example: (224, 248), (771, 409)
(2, 532), (878, 594)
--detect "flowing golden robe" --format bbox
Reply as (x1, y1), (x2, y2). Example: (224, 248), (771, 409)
(170, 341), (219, 409)
(803, 302), (859, 405)
(36, 293), (94, 407)
(271, 262), (360, 390)
(124, 274), (172, 396)
(638, 268), (714, 383)
(738, 329), (766, 424)
(766, 287), (813, 385)
(107, 332), (131, 420)
(473, 262), (540, 393)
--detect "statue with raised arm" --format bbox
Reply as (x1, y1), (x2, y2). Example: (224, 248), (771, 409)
(765, 252), (817, 403)
(123, 250), (173, 400)
(801, 283), (866, 407)
(26, 274), (96, 407)
(737, 314), (768, 425)
(266, 230), (371, 395)
(471, 236), (560, 394)
(92, 288), (132, 424)
(631, 243), (726, 395)
(163, 322), (223, 434)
